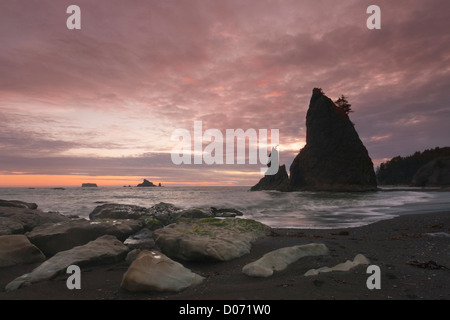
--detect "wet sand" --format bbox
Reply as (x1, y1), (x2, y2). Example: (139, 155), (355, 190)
(0, 211), (449, 301)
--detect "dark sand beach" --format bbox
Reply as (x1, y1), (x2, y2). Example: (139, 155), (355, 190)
(0, 211), (449, 301)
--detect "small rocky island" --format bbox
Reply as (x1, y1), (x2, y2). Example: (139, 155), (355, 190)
(81, 183), (97, 188)
(137, 179), (156, 187)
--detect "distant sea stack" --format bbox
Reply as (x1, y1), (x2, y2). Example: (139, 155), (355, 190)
(137, 179), (156, 187)
(290, 88), (377, 191)
(81, 183), (97, 188)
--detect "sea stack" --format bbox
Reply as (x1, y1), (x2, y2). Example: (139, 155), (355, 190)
(81, 183), (97, 188)
(250, 165), (290, 192)
(289, 88), (377, 191)
(137, 179), (156, 187)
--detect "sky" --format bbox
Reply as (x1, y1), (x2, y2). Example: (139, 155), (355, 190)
(1, 0), (449, 187)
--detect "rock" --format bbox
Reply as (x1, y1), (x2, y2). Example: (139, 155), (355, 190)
(89, 203), (150, 220)
(180, 208), (213, 219)
(5, 235), (128, 291)
(411, 157), (450, 187)
(251, 165), (291, 191)
(125, 249), (142, 264)
(304, 254), (370, 276)
(242, 243), (329, 277)
(147, 202), (184, 225)
(137, 179), (156, 187)
(210, 207), (244, 217)
(425, 232), (450, 238)
(0, 206), (70, 232)
(406, 260), (448, 270)
(153, 218), (271, 262)
(0, 217), (24, 235)
(27, 219), (143, 256)
(121, 250), (204, 293)
(81, 183), (97, 187)
(0, 199), (38, 209)
(0, 235), (46, 268)
(289, 88), (377, 191)
(180, 207), (244, 219)
(124, 228), (155, 250)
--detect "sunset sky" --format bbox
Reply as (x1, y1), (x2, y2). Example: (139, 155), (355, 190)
(1, 0), (449, 187)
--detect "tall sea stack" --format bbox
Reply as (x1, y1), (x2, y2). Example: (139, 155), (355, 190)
(289, 88), (377, 191)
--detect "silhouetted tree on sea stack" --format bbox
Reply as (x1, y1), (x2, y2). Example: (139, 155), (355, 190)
(334, 95), (353, 115)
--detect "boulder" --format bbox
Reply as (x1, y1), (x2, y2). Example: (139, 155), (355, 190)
(89, 203), (150, 220)
(210, 207), (244, 217)
(0, 235), (46, 268)
(147, 202), (184, 225)
(0, 206), (69, 232)
(0, 217), (24, 235)
(289, 88), (377, 191)
(242, 243), (329, 277)
(0, 199), (38, 209)
(304, 254), (370, 276)
(411, 157), (450, 187)
(27, 219), (143, 256)
(180, 207), (244, 219)
(5, 235), (128, 291)
(250, 164), (291, 191)
(121, 250), (204, 293)
(124, 228), (155, 250)
(180, 208), (213, 219)
(153, 218), (271, 262)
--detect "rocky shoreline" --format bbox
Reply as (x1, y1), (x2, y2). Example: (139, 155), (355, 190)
(0, 199), (449, 300)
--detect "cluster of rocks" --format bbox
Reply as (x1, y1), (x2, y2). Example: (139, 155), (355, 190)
(0, 199), (273, 293)
(1, 199), (372, 294)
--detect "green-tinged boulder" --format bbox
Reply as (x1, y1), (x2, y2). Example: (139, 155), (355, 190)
(153, 218), (271, 262)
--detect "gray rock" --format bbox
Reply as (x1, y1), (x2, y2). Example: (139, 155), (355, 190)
(0, 217), (24, 235)
(27, 219), (143, 256)
(5, 235), (128, 291)
(0, 235), (46, 268)
(89, 203), (150, 220)
(124, 228), (155, 250)
(304, 254), (370, 276)
(148, 202), (184, 225)
(0, 207), (69, 232)
(211, 207), (244, 217)
(125, 249), (142, 264)
(180, 208), (213, 219)
(153, 218), (271, 262)
(242, 243), (329, 277)
(0, 199), (38, 209)
(121, 250), (204, 293)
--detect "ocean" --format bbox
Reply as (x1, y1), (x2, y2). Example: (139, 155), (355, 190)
(0, 186), (449, 229)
